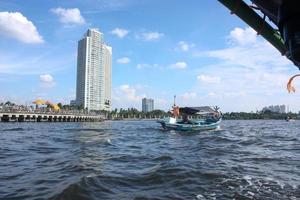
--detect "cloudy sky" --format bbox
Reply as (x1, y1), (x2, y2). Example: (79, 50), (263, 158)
(0, 0), (300, 112)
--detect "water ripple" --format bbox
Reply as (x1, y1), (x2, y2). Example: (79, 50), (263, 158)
(0, 120), (299, 199)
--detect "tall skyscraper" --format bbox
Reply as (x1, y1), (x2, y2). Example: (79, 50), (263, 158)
(142, 98), (154, 112)
(76, 29), (112, 111)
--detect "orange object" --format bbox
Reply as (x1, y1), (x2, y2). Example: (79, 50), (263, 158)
(45, 100), (52, 105)
(52, 104), (60, 111)
(33, 99), (45, 105)
(287, 74), (300, 93)
(172, 106), (180, 117)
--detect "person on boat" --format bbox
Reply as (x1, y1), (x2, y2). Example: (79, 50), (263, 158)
(205, 112), (220, 123)
(182, 114), (189, 123)
(172, 106), (180, 118)
(213, 112), (220, 120)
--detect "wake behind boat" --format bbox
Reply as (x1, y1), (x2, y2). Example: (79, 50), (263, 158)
(157, 105), (222, 131)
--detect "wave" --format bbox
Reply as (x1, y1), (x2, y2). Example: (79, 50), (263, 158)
(1, 128), (26, 132)
(1, 120), (299, 200)
(219, 175), (299, 199)
(64, 128), (109, 133)
(152, 155), (173, 161)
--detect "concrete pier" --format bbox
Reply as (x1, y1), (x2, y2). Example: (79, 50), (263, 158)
(0, 112), (103, 122)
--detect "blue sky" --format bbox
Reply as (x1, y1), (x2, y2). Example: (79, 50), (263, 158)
(1, 0), (300, 112)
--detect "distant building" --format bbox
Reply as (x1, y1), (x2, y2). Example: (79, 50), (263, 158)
(262, 105), (286, 113)
(142, 98), (154, 112)
(70, 100), (76, 106)
(75, 28), (112, 111)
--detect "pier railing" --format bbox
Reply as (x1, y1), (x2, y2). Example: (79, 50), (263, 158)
(0, 110), (104, 122)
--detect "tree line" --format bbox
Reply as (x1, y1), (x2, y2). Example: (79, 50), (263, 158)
(222, 110), (299, 120)
(108, 108), (169, 119)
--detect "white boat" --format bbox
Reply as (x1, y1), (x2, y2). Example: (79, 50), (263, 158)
(157, 106), (222, 131)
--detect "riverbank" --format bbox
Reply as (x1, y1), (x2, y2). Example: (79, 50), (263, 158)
(222, 112), (299, 120)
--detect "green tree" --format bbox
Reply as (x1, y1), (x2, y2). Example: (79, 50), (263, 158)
(5, 101), (14, 106)
(57, 103), (63, 109)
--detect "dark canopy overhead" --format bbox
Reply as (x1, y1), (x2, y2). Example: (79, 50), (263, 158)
(218, 0), (300, 68)
(179, 106), (215, 115)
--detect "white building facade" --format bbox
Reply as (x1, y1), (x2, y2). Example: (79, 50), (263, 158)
(76, 29), (112, 111)
(142, 98), (154, 112)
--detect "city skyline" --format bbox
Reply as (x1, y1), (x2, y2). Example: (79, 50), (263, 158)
(1, 0), (300, 112)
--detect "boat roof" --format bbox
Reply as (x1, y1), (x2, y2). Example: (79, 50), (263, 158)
(179, 106), (216, 115)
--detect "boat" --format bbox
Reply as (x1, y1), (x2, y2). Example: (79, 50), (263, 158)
(286, 116), (295, 122)
(157, 106), (222, 131)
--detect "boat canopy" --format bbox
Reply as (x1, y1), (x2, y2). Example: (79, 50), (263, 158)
(179, 106), (216, 115)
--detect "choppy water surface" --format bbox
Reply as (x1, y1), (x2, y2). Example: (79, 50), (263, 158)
(0, 120), (299, 200)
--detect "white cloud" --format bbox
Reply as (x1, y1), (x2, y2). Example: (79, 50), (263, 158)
(197, 74), (221, 84)
(112, 84), (169, 110)
(174, 92), (201, 107)
(112, 84), (144, 109)
(136, 31), (164, 41)
(137, 63), (161, 69)
(111, 28), (129, 38)
(228, 27), (257, 45)
(176, 41), (195, 51)
(206, 39), (290, 70)
(117, 57), (130, 64)
(40, 74), (53, 82)
(119, 85), (140, 101)
(170, 62), (187, 69)
(0, 12), (43, 44)
(155, 98), (169, 109)
(207, 92), (217, 98)
(191, 27), (300, 112)
(181, 92), (197, 100)
(137, 64), (145, 69)
(39, 74), (56, 88)
(51, 7), (85, 25)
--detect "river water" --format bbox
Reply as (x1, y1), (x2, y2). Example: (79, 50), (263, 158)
(0, 120), (299, 200)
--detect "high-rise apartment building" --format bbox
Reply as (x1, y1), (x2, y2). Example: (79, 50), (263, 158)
(76, 29), (112, 111)
(142, 98), (154, 112)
